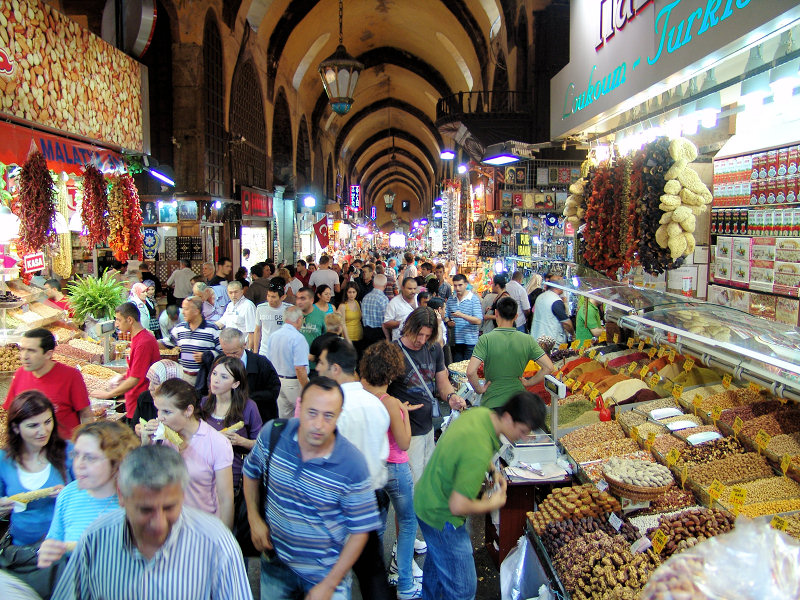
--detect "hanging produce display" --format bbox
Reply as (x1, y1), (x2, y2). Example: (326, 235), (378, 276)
(107, 174), (144, 261)
(584, 166), (619, 277)
(80, 164), (109, 249)
(17, 147), (56, 255)
(563, 178), (587, 227)
(624, 151), (645, 267)
(655, 138), (713, 260)
(53, 172), (72, 278)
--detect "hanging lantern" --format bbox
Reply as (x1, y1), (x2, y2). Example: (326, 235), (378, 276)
(318, 0), (363, 115)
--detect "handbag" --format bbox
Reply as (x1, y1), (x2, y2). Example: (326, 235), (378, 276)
(399, 344), (441, 418)
(0, 531), (64, 599)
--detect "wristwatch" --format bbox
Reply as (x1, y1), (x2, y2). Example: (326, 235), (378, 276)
(446, 392), (457, 402)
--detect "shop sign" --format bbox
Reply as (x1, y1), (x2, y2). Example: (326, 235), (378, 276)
(142, 228), (159, 260)
(241, 186), (273, 218)
(370, 206), (376, 220)
(0, 0), (146, 152)
(22, 252), (45, 273)
(516, 233), (532, 257)
(550, 0), (800, 139)
(350, 185), (361, 211)
(0, 120), (125, 176)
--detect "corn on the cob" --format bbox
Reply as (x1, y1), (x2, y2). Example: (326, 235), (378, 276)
(7, 485), (60, 503)
(162, 424), (183, 446)
(221, 421), (244, 433)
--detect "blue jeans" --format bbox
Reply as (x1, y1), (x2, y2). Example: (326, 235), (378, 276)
(451, 343), (475, 362)
(381, 462), (416, 591)
(417, 518), (476, 600)
(517, 324), (527, 333)
(261, 552), (352, 600)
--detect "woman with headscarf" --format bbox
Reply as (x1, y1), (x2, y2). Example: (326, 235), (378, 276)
(127, 282), (150, 330)
(131, 359), (183, 435)
(142, 280), (161, 338)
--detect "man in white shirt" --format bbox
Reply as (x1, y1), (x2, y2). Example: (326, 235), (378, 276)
(308, 254), (340, 293)
(166, 259), (196, 303)
(254, 279), (292, 356)
(218, 280), (257, 350)
(399, 252), (417, 281)
(383, 277), (418, 341)
(264, 306), (310, 418)
(506, 270), (532, 332)
(159, 304), (182, 340)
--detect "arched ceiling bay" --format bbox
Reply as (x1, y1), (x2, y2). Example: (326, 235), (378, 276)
(367, 173), (425, 205)
(354, 143), (434, 182)
(341, 111), (439, 166)
(360, 157), (429, 193)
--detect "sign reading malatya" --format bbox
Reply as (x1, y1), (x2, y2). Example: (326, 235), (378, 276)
(550, 0), (800, 140)
(0, 0), (146, 152)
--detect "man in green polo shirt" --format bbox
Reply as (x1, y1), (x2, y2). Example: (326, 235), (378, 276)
(414, 391), (546, 599)
(466, 296), (554, 409)
(295, 287), (326, 369)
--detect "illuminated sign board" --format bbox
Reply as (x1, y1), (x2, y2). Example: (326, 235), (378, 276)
(350, 185), (361, 211)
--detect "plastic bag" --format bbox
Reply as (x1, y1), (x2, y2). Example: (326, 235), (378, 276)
(500, 535), (529, 600)
(641, 518), (800, 600)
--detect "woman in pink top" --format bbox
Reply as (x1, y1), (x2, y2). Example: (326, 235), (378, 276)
(361, 342), (421, 600)
(146, 378), (234, 528)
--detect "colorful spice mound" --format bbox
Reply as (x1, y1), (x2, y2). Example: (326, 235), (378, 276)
(107, 174), (143, 261)
(17, 147), (56, 254)
(80, 164), (110, 249)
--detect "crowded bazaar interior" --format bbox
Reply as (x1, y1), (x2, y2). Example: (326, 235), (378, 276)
(1, 1), (800, 599)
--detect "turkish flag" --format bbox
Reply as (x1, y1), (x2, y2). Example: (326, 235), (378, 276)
(313, 217), (329, 248)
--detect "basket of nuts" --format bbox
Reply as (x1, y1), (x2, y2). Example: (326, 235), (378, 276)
(603, 457), (675, 501)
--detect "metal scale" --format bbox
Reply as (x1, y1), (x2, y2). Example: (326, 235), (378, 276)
(88, 319), (117, 364)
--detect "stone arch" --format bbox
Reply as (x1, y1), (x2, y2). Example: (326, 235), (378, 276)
(272, 88), (294, 191)
(203, 11), (226, 197)
(296, 116), (311, 192)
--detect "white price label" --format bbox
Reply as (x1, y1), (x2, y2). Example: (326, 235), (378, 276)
(608, 512), (623, 531)
(596, 480), (609, 493)
(630, 537), (652, 554)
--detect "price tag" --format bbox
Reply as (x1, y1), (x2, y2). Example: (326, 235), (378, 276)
(570, 340), (580, 351)
(649, 373), (661, 388)
(645, 337), (652, 345)
(638, 340), (645, 352)
(754, 429), (771, 453)
(596, 479), (609, 492)
(683, 357), (695, 372)
(707, 479), (724, 503)
(651, 530), (669, 554)
(722, 374), (732, 389)
(680, 464), (688, 489)
(771, 515), (787, 531)
(565, 378), (575, 389)
(582, 382), (593, 395)
(627, 337), (635, 349)
(668, 349), (677, 363)
(657, 347), (666, 358)
(732, 416), (744, 435)
(782, 454), (792, 476)
(631, 536), (652, 554)
(608, 512), (623, 531)
(693, 395), (703, 417)
(630, 427), (640, 443)
(729, 486), (747, 509)
(748, 382), (760, 394)
(583, 339), (593, 350)
(589, 349), (598, 360)
(558, 343), (568, 351)
(646, 431), (657, 449)
(672, 384), (684, 400)
(627, 362), (638, 375)
(598, 331), (607, 343)
(711, 406), (722, 423)
(613, 333), (620, 344)
(648, 347), (657, 358)
(589, 389), (600, 401)
(666, 448), (680, 467)
(640, 365), (650, 379)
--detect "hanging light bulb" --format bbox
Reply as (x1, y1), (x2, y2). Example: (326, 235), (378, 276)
(679, 78), (699, 135)
(740, 46), (770, 109)
(696, 69), (721, 129)
(769, 31), (800, 106)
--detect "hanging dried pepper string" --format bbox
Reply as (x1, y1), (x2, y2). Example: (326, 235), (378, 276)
(625, 150), (646, 268)
(617, 155), (632, 260)
(80, 164), (110, 249)
(17, 147), (56, 255)
(107, 174), (143, 261)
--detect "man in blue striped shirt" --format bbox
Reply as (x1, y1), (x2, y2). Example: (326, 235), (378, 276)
(243, 377), (380, 600)
(159, 296), (221, 386)
(51, 445), (252, 600)
(445, 274), (483, 362)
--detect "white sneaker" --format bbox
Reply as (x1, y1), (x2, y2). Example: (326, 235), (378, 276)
(397, 580), (423, 600)
(387, 555), (423, 585)
(414, 539), (427, 555)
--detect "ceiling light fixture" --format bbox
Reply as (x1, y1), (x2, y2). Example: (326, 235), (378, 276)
(769, 31), (800, 105)
(740, 46), (770, 108)
(318, 0), (364, 116)
(142, 156), (176, 187)
(696, 68), (721, 128)
(440, 149), (455, 160)
(481, 142), (520, 165)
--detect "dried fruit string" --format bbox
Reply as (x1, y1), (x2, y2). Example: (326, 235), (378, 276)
(107, 174), (143, 261)
(80, 164), (109, 249)
(17, 147), (56, 255)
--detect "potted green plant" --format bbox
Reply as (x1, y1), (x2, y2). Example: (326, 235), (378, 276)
(66, 270), (126, 329)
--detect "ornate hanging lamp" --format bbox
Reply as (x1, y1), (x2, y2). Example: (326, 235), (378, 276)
(318, 0), (364, 115)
